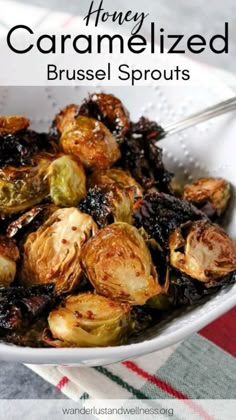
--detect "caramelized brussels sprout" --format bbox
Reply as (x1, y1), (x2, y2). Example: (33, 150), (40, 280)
(134, 192), (206, 249)
(79, 184), (137, 228)
(60, 116), (120, 171)
(44, 293), (131, 347)
(7, 204), (58, 239)
(0, 154), (86, 215)
(50, 104), (79, 138)
(48, 155), (86, 206)
(119, 117), (171, 192)
(0, 236), (19, 287)
(20, 208), (98, 294)
(0, 284), (55, 332)
(88, 168), (143, 197)
(169, 220), (236, 285)
(146, 294), (172, 311)
(0, 116), (29, 134)
(0, 130), (58, 168)
(79, 93), (130, 143)
(81, 222), (160, 305)
(0, 157), (51, 215)
(183, 177), (231, 219)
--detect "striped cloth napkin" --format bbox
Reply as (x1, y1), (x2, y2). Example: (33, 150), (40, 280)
(27, 307), (236, 403)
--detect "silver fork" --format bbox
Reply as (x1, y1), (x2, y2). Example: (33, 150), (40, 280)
(161, 96), (236, 138)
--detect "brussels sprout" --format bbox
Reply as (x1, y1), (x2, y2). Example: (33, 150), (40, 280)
(79, 93), (130, 143)
(88, 168), (143, 197)
(119, 117), (171, 192)
(50, 104), (79, 139)
(48, 155), (86, 206)
(81, 222), (160, 305)
(0, 284), (55, 332)
(0, 236), (19, 287)
(7, 204), (58, 239)
(60, 116), (121, 171)
(183, 177), (231, 219)
(146, 294), (172, 311)
(0, 157), (51, 215)
(20, 208), (98, 294)
(169, 220), (236, 285)
(0, 116), (29, 134)
(79, 184), (137, 228)
(0, 154), (86, 216)
(44, 293), (131, 347)
(0, 130), (58, 169)
(134, 192), (206, 250)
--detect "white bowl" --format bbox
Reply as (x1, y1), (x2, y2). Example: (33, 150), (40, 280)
(0, 80), (236, 365)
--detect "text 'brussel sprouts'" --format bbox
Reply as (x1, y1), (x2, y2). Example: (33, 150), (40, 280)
(169, 220), (236, 285)
(81, 222), (160, 305)
(44, 293), (131, 347)
(60, 116), (120, 170)
(0, 236), (19, 287)
(20, 208), (98, 294)
(183, 177), (231, 219)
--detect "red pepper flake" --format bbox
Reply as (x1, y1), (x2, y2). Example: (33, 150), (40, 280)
(86, 310), (94, 320)
(61, 239), (67, 244)
(74, 311), (82, 318)
(56, 217), (61, 222)
(71, 226), (77, 231)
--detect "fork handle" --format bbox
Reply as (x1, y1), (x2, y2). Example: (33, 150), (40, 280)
(163, 96), (236, 138)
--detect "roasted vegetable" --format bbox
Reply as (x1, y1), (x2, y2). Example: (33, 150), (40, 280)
(60, 116), (120, 171)
(183, 177), (231, 219)
(134, 192), (206, 249)
(79, 184), (137, 228)
(0, 284), (55, 332)
(44, 293), (131, 347)
(169, 220), (236, 285)
(118, 117), (170, 192)
(7, 204), (58, 239)
(0, 236), (19, 287)
(79, 93), (130, 143)
(20, 208), (98, 294)
(81, 222), (160, 305)
(50, 104), (79, 138)
(0, 130), (57, 168)
(0, 154), (86, 215)
(47, 155), (86, 206)
(0, 116), (29, 135)
(88, 168), (143, 197)
(0, 157), (50, 215)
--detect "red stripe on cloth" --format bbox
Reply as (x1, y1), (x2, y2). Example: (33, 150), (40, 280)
(56, 376), (69, 390)
(199, 307), (236, 357)
(123, 361), (214, 420)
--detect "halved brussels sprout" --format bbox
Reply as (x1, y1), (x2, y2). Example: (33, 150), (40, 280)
(0, 236), (19, 287)
(79, 184), (137, 228)
(88, 168), (143, 197)
(44, 293), (131, 347)
(0, 154), (86, 215)
(79, 93), (130, 143)
(20, 208), (98, 294)
(60, 116), (120, 170)
(81, 222), (160, 305)
(169, 220), (236, 285)
(0, 156), (51, 215)
(0, 116), (29, 134)
(48, 155), (86, 206)
(183, 177), (231, 218)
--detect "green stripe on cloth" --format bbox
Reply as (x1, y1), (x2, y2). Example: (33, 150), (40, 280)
(94, 366), (149, 399)
(140, 334), (236, 399)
